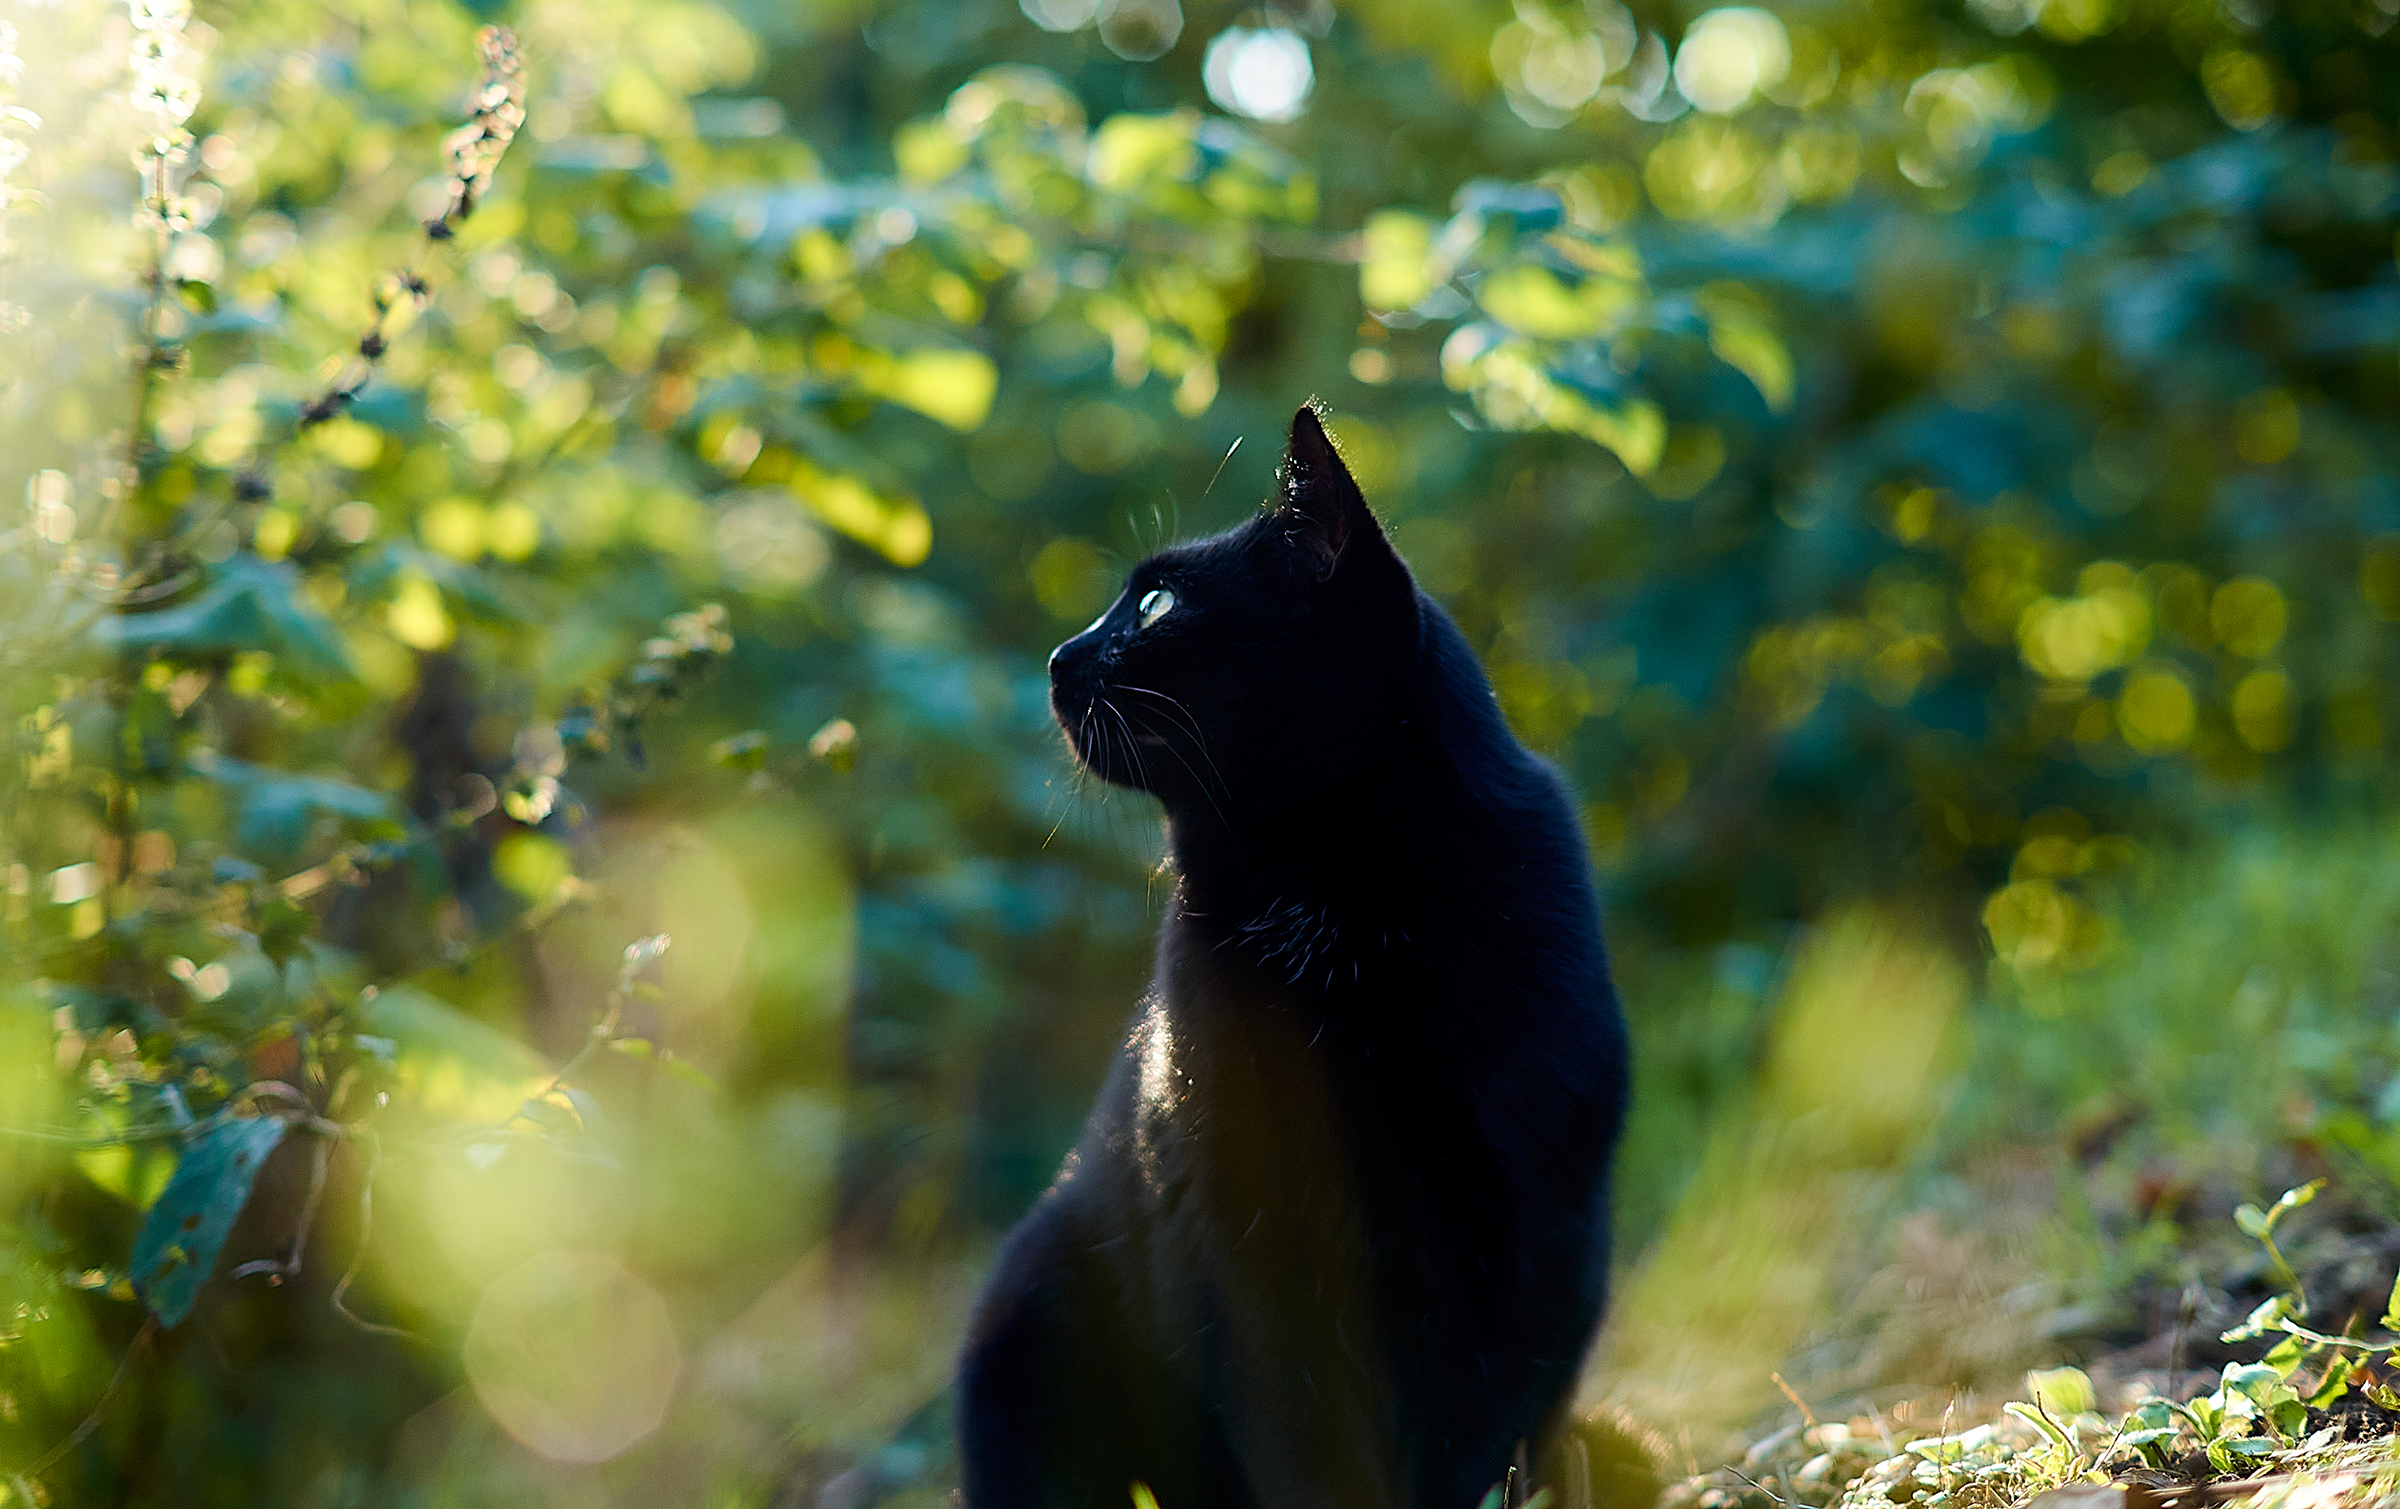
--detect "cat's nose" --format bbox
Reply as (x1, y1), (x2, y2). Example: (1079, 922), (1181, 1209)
(1047, 641), (1066, 674)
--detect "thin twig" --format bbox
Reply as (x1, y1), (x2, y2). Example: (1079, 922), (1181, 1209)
(230, 1134), (329, 1283)
(500, 933), (668, 1128)
(289, 26), (524, 438)
(23, 1316), (158, 1480)
(328, 1131), (413, 1340)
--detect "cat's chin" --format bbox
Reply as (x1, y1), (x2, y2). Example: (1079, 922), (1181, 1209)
(1052, 683), (1163, 796)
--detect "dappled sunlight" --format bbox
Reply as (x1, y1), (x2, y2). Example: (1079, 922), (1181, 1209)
(1598, 914), (1968, 1457)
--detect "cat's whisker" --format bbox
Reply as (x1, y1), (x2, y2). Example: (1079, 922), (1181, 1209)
(1111, 683), (1232, 806)
(1121, 701), (1239, 842)
(1202, 435), (1241, 503)
(1098, 697), (1156, 798)
(1042, 713), (1097, 848)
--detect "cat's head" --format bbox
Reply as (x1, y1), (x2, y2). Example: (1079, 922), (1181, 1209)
(1048, 403), (1420, 817)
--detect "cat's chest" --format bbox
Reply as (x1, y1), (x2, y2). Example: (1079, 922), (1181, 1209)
(1132, 949), (1493, 1206)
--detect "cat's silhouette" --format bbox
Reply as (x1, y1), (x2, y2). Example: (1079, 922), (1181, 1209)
(959, 404), (1630, 1509)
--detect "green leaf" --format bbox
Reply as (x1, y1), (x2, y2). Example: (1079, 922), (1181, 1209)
(1479, 264), (1639, 340)
(130, 1116), (288, 1327)
(2221, 1363), (2287, 1409)
(1359, 209), (1437, 312)
(2222, 1295), (2289, 1343)
(1904, 1426), (1995, 1463)
(359, 985), (548, 1088)
(2235, 1203), (2272, 1238)
(2260, 1333), (2308, 1376)
(2306, 1355), (2355, 1409)
(2381, 1268), (2400, 1332)
(1704, 311), (1796, 413)
(860, 346), (997, 433)
(96, 555), (356, 683)
(2269, 1398), (2309, 1440)
(349, 544), (523, 626)
(2025, 1366), (2098, 1417)
(256, 896), (314, 971)
(2005, 1402), (2071, 1450)
(189, 750), (402, 862)
(2174, 1396), (2221, 1437)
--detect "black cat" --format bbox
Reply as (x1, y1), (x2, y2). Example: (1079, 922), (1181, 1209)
(958, 404), (1630, 1509)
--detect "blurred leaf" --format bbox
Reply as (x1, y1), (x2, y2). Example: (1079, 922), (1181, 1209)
(131, 1116), (288, 1327)
(1702, 309), (1795, 413)
(96, 556), (355, 682)
(708, 730), (769, 769)
(2003, 1402), (2070, 1449)
(188, 750), (401, 861)
(1480, 265), (1637, 340)
(858, 347), (996, 433)
(2024, 1367), (2097, 1417)
(1361, 210), (1437, 312)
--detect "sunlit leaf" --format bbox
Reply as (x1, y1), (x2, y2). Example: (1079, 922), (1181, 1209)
(2024, 1366), (2097, 1416)
(2003, 1401), (2070, 1449)
(1478, 264), (1638, 340)
(859, 347), (997, 433)
(1360, 210), (1437, 312)
(1704, 311), (1795, 412)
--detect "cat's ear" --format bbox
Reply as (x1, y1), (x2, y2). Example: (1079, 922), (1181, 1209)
(1276, 402), (1379, 583)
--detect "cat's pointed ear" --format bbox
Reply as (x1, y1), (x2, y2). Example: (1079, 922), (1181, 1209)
(1276, 402), (1377, 582)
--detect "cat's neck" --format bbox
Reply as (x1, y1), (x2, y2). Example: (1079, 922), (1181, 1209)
(1163, 618), (1510, 927)
(1162, 743), (1445, 915)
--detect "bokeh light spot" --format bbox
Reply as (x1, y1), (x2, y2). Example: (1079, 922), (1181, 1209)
(1672, 8), (1789, 115)
(1203, 28), (1312, 124)
(1019, 0), (1100, 30)
(1097, 0), (1182, 61)
(464, 1251), (681, 1465)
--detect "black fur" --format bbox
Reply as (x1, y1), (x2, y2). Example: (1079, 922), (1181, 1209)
(958, 405), (1631, 1509)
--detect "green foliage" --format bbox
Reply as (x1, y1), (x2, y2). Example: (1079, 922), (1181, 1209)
(0, 0), (2395, 1499)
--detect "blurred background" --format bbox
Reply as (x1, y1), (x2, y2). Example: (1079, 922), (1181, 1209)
(1, 0), (2397, 1501)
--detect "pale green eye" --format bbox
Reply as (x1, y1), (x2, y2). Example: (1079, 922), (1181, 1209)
(1138, 588), (1175, 628)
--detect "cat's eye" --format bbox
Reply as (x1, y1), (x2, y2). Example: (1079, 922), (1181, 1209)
(1137, 588), (1176, 628)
